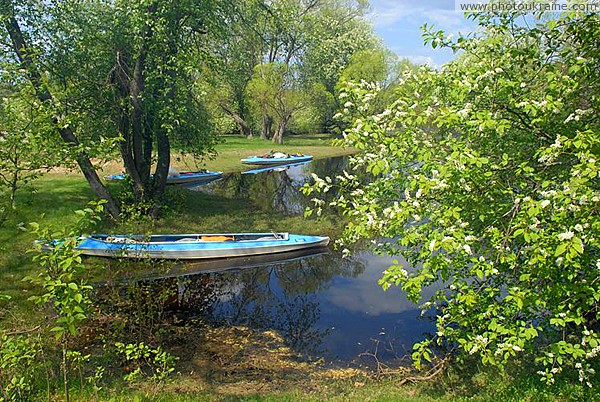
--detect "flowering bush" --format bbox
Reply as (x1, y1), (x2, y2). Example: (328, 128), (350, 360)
(305, 9), (599, 385)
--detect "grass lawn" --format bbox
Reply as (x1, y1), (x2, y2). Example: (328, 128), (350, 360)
(202, 134), (355, 173)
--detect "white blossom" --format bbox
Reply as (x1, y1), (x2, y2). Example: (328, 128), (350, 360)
(558, 231), (574, 241)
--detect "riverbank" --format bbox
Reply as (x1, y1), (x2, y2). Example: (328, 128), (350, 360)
(1, 134), (349, 298)
(46, 134), (356, 178)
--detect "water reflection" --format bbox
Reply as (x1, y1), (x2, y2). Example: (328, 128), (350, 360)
(241, 160), (311, 175)
(103, 250), (438, 367)
(197, 157), (349, 215)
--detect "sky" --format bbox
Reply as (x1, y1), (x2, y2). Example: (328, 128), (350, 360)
(368, 0), (478, 67)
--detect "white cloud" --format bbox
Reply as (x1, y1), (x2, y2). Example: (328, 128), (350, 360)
(404, 55), (436, 66)
(323, 252), (441, 315)
(368, 0), (417, 27)
(369, 0), (474, 33)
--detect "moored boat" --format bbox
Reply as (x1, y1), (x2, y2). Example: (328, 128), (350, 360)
(105, 170), (222, 185)
(241, 152), (313, 166)
(73, 232), (329, 260)
(242, 160), (311, 175)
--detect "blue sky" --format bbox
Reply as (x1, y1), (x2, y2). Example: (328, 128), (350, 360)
(368, 0), (478, 67)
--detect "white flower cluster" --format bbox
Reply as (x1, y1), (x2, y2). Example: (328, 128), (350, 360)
(557, 231), (574, 241)
(564, 108), (593, 123)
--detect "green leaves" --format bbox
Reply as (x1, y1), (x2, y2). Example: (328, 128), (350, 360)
(115, 342), (179, 383)
(26, 202), (104, 341)
(308, 7), (600, 387)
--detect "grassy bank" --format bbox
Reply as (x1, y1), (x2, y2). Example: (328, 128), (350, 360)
(201, 134), (355, 173)
(81, 134), (356, 177)
(1, 134), (347, 299)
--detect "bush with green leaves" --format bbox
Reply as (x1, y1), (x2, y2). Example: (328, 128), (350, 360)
(0, 334), (39, 402)
(24, 201), (105, 400)
(26, 202), (105, 340)
(305, 9), (599, 386)
(115, 342), (178, 384)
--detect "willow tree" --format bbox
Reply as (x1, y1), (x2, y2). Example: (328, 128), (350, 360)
(1, 0), (223, 218)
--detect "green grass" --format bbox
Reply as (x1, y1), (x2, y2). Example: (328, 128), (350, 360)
(177, 134), (355, 173)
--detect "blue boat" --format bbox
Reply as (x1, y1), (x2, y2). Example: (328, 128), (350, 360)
(242, 160), (311, 175)
(240, 153), (313, 166)
(105, 170), (222, 185)
(74, 233), (330, 260)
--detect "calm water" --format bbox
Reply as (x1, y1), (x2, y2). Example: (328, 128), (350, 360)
(114, 158), (438, 367)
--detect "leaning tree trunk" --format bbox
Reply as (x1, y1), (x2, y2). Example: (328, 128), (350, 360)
(3, 10), (120, 218)
(220, 104), (253, 138)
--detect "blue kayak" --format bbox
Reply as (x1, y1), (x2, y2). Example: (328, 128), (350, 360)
(105, 170), (222, 185)
(240, 154), (313, 166)
(74, 232), (330, 260)
(242, 160), (311, 175)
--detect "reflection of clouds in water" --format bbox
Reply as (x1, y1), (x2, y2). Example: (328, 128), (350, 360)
(284, 164), (311, 185)
(324, 252), (440, 316)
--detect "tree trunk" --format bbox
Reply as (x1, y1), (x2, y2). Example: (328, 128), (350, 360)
(131, 59), (147, 181)
(3, 10), (120, 218)
(150, 29), (176, 218)
(111, 51), (145, 199)
(272, 123), (284, 144)
(272, 114), (291, 144)
(220, 104), (252, 138)
(261, 115), (273, 140)
(131, 3), (157, 188)
(151, 128), (170, 218)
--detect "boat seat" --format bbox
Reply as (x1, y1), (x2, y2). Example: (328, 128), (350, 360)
(201, 236), (234, 242)
(176, 238), (199, 242)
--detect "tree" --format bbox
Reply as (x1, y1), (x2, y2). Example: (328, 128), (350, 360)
(247, 63), (308, 144)
(1, 0), (224, 218)
(337, 49), (388, 86)
(1, 0), (121, 218)
(214, 0), (382, 140)
(0, 89), (65, 225)
(199, 0), (265, 138)
(306, 9), (600, 385)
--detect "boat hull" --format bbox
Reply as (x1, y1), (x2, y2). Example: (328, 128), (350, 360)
(242, 160), (311, 175)
(75, 233), (329, 260)
(105, 171), (222, 185)
(240, 156), (313, 166)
